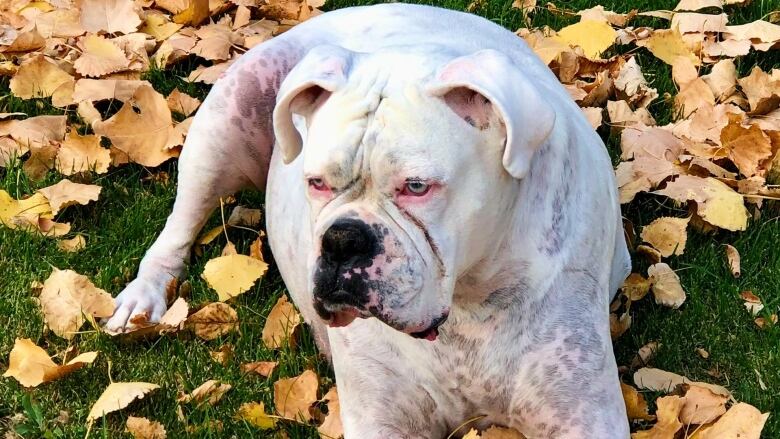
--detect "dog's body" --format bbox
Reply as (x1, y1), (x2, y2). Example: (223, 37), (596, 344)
(105, 4), (631, 437)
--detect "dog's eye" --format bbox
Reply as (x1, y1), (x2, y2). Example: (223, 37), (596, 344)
(401, 180), (431, 196)
(308, 178), (328, 191)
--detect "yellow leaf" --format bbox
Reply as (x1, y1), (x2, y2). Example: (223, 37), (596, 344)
(235, 402), (277, 429)
(173, 0), (210, 26)
(125, 416), (167, 439)
(318, 386), (343, 438)
(622, 273), (651, 301)
(720, 115), (773, 177)
(177, 379), (232, 405)
(38, 179), (101, 215)
(78, 0), (142, 35)
(241, 361), (278, 377)
(2, 338), (97, 387)
(654, 176), (748, 231)
(74, 34), (131, 78)
(10, 55), (73, 99)
(274, 369), (319, 422)
(632, 395), (684, 439)
(680, 383), (728, 425)
(621, 382), (655, 421)
(57, 234), (87, 253)
(140, 12), (183, 41)
(641, 28), (700, 66)
(262, 295), (302, 349)
(88, 382), (160, 422)
(553, 20), (616, 59)
(166, 88), (201, 116)
(695, 402), (768, 439)
(0, 190), (52, 229)
(202, 254), (268, 301)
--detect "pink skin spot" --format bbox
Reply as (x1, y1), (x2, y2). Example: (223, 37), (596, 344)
(307, 176), (332, 199)
(394, 180), (441, 206)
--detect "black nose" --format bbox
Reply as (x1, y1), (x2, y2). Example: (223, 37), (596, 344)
(321, 219), (376, 265)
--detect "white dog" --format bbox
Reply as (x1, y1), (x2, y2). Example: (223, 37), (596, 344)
(106, 4), (632, 437)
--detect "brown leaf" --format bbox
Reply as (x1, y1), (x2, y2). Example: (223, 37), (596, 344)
(654, 176), (748, 231)
(680, 383), (728, 425)
(631, 395), (684, 439)
(88, 382), (159, 422)
(648, 263), (686, 308)
(56, 133), (111, 175)
(39, 268), (115, 339)
(621, 382), (655, 421)
(187, 302), (239, 340)
(724, 244), (740, 277)
(318, 386), (343, 439)
(695, 402), (768, 439)
(126, 416), (167, 439)
(633, 367), (731, 397)
(38, 179), (101, 215)
(274, 369), (319, 422)
(241, 361), (278, 377)
(166, 88), (201, 116)
(640, 217), (689, 257)
(227, 206), (262, 228)
(262, 295), (302, 349)
(622, 273), (651, 301)
(177, 379), (232, 405)
(737, 66), (780, 115)
(209, 344), (234, 366)
(10, 55), (73, 99)
(78, 0), (142, 34)
(57, 234), (87, 253)
(720, 115), (773, 177)
(610, 311), (632, 339)
(2, 338), (97, 387)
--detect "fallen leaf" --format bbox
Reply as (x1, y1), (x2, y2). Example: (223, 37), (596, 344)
(140, 12), (183, 41)
(274, 369), (319, 422)
(39, 268), (115, 339)
(187, 302), (239, 340)
(262, 295), (302, 349)
(720, 115), (773, 177)
(56, 132), (111, 175)
(235, 402), (277, 429)
(78, 0), (142, 34)
(554, 20), (617, 59)
(10, 55), (73, 99)
(674, 0), (722, 11)
(126, 416), (167, 439)
(0, 190), (53, 230)
(317, 386), (343, 439)
(648, 263), (686, 308)
(632, 395), (684, 439)
(671, 12), (728, 34)
(480, 426), (527, 438)
(93, 85), (179, 167)
(654, 176), (748, 231)
(634, 367), (731, 397)
(737, 66), (780, 115)
(88, 382), (160, 422)
(241, 361), (278, 377)
(622, 273), (651, 301)
(631, 341), (660, 368)
(202, 254), (269, 301)
(640, 28), (700, 66)
(2, 338), (97, 387)
(680, 383), (728, 425)
(173, 0), (210, 26)
(209, 344), (234, 366)
(74, 34), (131, 78)
(621, 382), (655, 421)
(696, 347), (710, 359)
(610, 311), (632, 339)
(641, 217), (689, 257)
(695, 402), (768, 439)
(57, 234), (87, 252)
(38, 179), (101, 215)
(227, 206), (262, 227)
(724, 244), (740, 277)
(166, 88), (201, 116)
(177, 379), (232, 405)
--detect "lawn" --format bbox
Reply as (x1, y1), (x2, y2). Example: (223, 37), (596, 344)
(1, 0), (779, 437)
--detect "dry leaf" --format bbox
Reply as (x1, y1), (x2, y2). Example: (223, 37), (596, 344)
(177, 379), (232, 405)
(696, 347), (710, 359)
(74, 35), (131, 78)
(641, 217), (689, 257)
(737, 66), (780, 115)
(187, 302), (239, 340)
(227, 206), (262, 227)
(631, 341), (660, 368)
(634, 367), (731, 397)
(695, 402), (768, 439)
(202, 254), (269, 301)
(56, 132), (111, 175)
(93, 85), (179, 167)
(621, 382), (655, 421)
(10, 55), (73, 99)
(622, 273), (651, 301)
(39, 268), (115, 339)
(88, 382), (160, 422)
(0, 190), (53, 230)
(480, 426), (527, 438)
(2, 338), (97, 387)
(274, 369), (319, 422)
(640, 28), (700, 66)
(610, 311), (632, 339)
(209, 344), (234, 366)
(166, 88), (201, 116)
(724, 244), (740, 277)
(126, 416), (167, 439)
(720, 115), (773, 177)
(674, 0), (722, 11)
(648, 263), (686, 308)
(140, 12), (183, 41)
(57, 234), (87, 252)
(317, 386), (343, 439)
(78, 0), (142, 34)
(38, 179), (101, 215)
(632, 395), (684, 439)
(241, 361), (278, 377)
(235, 402), (277, 429)
(262, 295), (302, 349)
(173, 0), (210, 26)
(554, 20), (617, 59)
(654, 176), (748, 231)
(680, 383), (728, 425)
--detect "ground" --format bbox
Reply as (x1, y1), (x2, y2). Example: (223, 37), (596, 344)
(1, 0), (779, 438)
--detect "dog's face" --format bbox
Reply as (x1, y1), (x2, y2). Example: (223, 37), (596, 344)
(297, 84), (516, 340)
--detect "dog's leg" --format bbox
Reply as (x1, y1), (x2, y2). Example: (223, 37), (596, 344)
(105, 38), (306, 331)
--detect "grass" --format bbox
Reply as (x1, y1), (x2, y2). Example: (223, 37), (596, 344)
(1, 0), (779, 437)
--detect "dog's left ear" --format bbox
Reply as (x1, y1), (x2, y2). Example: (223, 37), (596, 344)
(426, 49), (556, 179)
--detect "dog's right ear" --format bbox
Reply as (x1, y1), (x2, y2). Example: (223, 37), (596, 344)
(273, 45), (356, 164)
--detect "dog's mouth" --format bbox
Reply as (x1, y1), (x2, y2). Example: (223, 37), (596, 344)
(408, 314), (448, 341)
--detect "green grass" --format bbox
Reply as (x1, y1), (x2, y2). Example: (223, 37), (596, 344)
(2, 0), (780, 437)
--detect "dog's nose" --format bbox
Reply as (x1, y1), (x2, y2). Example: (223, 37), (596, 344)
(321, 219), (376, 265)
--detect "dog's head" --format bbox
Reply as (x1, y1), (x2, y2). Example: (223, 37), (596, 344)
(273, 46), (555, 340)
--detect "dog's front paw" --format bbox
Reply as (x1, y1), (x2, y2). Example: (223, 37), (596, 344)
(103, 278), (169, 333)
